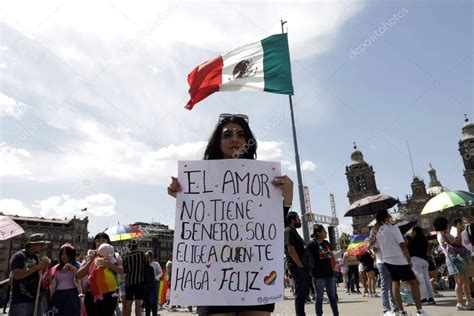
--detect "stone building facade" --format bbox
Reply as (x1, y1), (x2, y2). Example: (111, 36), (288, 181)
(459, 116), (474, 192)
(0, 214), (89, 281)
(110, 222), (174, 266)
(348, 117), (474, 234)
(345, 144), (380, 234)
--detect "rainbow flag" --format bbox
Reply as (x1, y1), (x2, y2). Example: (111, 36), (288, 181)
(347, 233), (369, 256)
(88, 260), (119, 296)
(157, 275), (170, 305)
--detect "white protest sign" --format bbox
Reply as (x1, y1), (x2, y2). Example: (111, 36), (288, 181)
(170, 159), (284, 306)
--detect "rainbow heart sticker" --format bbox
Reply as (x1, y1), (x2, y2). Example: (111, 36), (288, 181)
(263, 271), (277, 285)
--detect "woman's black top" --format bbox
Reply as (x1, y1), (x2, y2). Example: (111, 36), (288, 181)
(408, 237), (428, 261)
(308, 240), (334, 278)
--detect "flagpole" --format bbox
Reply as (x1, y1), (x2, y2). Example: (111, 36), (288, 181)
(281, 20), (310, 243)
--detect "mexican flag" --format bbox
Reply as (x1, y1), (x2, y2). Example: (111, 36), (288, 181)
(185, 34), (294, 110)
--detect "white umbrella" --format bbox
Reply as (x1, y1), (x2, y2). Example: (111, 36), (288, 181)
(0, 215), (25, 240)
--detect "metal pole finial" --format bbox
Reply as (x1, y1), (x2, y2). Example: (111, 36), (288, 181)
(281, 20), (287, 33)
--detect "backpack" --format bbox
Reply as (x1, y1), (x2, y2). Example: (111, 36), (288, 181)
(302, 241), (316, 270)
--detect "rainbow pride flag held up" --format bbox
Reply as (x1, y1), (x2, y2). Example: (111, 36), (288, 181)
(157, 275), (170, 305)
(347, 233), (369, 256)
(88, 260), (120, 297)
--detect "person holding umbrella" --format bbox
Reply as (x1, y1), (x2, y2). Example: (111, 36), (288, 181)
(372, 210), (429, 316)
(8, 233), (51, 316)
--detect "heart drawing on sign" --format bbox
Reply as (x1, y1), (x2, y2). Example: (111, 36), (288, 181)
(263, 271), (277, 285)
(205, 263), (211, 268)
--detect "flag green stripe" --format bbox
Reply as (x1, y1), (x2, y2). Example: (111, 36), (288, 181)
(261, 34), (294, 95)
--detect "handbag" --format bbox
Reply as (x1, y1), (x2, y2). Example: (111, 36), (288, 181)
(443, 233), (469, 257)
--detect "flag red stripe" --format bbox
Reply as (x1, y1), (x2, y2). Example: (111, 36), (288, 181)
(185, 55), (223, 110)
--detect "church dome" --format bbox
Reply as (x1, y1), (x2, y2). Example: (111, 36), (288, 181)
(427, 163), (447, 196)
(350, 144), (365, 165)
(462, 115), (474, 140)
(427, 185), (448, 196)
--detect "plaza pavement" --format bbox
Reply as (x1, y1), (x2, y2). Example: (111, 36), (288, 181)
(156, 287), (469, 316)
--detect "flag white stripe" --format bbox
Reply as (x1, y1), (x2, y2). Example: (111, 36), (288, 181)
(219, 41), (264, 92)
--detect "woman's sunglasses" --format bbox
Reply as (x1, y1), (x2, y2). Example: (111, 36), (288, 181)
(219, 113), (249, 123)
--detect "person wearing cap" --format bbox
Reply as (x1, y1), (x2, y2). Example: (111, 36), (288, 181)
(9, 233), (51, 316)
(49, 243), (81, 316)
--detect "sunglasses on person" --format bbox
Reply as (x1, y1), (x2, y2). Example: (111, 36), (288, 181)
(218, 113), (249, 123)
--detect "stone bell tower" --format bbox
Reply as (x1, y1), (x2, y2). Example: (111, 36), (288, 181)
(345, 143), (380, 234)
(458, 115), (474, 192)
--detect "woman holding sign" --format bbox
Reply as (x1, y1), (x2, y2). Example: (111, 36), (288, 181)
(168, 113), (293, 316)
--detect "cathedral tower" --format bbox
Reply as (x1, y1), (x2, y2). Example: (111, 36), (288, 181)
(458, 115), (474, 192)
(345, 143), (380, 233)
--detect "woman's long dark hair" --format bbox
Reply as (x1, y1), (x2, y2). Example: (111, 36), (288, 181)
(58, 246), (78, 270)
(313, 224), (325, 239)
(409, 226), (428, 254)
(92, 232), (111, 250)
(203, 115), (257, 160)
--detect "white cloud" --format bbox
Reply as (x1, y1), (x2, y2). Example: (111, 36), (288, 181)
(257, 141), (284, 161)
(281, 159), (317, 172)
(0, 142), (32, 177)
(301, 160), (317, 172)
(0, 199), (32, 216)
(34, 194), (116, 218)
(0, 0), (367, 235)
(0, 92), (29, 119)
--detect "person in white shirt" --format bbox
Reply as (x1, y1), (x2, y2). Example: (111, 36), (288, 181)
(373, 209), (429, 316)
(369, 226), (397, 315)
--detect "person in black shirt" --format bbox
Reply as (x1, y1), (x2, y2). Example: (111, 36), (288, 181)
(307, 224), (339, 316)
(9, 233), (51, 316)
(408, 226), (435, 305)
(123, 240), (146, 316)
(285, 211), (309, 316)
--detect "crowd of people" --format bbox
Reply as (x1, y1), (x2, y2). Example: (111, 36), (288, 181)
(5, 113), (474, 316)
(6, 232), (175, 316)
(283, 208), (474, 316)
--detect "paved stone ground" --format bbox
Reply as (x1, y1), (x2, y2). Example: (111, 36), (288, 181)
(2, 287), (467, 315)
(155, 287), (470, 316)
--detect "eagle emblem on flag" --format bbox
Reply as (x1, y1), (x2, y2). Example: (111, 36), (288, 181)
(231, 59), (257, 80)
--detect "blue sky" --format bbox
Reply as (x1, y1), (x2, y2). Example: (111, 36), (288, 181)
(0, 0), (472, 235)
